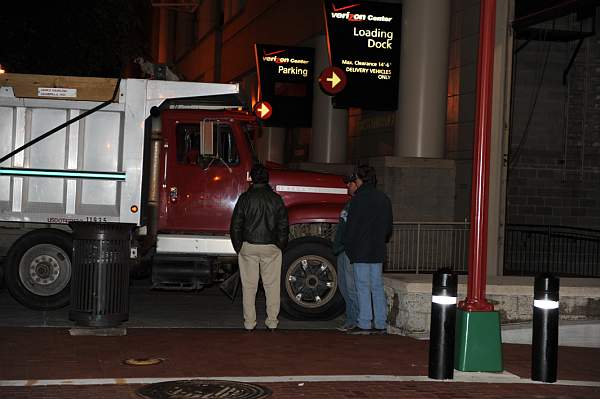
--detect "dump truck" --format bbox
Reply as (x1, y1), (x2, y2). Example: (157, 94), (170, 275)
(0, 73), (348, 320)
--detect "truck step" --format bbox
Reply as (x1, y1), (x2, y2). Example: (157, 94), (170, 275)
(151, 281), (204, 291)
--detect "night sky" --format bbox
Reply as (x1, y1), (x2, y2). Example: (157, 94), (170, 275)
(0, 0), (151, 77)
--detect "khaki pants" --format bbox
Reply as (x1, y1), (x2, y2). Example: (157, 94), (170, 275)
(238, 242), (282, 330)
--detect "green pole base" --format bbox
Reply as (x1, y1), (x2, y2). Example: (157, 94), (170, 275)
(454, 309), (503, 372)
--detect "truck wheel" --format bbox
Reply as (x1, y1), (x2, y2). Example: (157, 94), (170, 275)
(5, 229), (72, 310)
(281, 237), (344, 320)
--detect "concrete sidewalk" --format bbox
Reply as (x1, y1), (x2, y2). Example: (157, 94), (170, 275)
(1, 327), (599, 398)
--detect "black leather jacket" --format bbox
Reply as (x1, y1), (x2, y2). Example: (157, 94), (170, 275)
(229, 183), (289, 253)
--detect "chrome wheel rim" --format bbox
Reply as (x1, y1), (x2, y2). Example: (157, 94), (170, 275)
(285, 255), (337, 309)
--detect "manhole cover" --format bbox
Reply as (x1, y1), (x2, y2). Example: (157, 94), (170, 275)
(137, 379), (272, 399)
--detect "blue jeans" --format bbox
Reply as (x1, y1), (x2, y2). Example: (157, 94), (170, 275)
(353, 263), (387, 330)
(337, 252), (358, 327)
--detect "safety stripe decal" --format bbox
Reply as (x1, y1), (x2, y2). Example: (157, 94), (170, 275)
(275, 185), (347, 195)
(0, 167), (126, 181)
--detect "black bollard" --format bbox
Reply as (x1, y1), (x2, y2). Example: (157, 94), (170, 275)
(532, 273), (560, 383)
(428, 268), (458, 380)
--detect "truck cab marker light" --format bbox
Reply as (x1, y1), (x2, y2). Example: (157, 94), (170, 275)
(533, 299), (559, 309)
(130, 205), (139, 213)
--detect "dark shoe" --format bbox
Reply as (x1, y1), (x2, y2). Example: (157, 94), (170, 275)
(266, 327), (276, 332)
(346, 326), (373, 335)
(336, 323), (356, 332)
(374, 328), (387, 335)
(244, 328), (255, 332)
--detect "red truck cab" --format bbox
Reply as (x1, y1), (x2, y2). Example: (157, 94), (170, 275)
(154, 105), (349, 319)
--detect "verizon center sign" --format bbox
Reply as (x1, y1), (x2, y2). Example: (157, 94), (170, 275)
(323, 0), (402, 110)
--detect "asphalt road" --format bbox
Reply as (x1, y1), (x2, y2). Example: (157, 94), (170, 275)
(0, 278), (341, 330)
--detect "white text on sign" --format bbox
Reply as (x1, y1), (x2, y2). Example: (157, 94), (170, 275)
(353, 28), (394, 49)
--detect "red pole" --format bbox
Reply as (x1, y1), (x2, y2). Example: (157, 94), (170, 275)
(459, 0), (496, 312)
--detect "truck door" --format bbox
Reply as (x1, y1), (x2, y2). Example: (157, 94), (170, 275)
(160, 114), (250, 233)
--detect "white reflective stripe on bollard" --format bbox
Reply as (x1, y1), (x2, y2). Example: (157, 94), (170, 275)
(432, 296), (457, 305)
(534, 299), (559, 309)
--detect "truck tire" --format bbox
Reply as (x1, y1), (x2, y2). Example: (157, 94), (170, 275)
(281, 237), (344, 320)
(5, 229), (72, 310)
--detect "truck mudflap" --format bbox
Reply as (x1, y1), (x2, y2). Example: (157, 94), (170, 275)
(280, 236), (344, 320)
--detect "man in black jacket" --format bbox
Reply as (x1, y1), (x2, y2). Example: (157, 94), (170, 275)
(230, 164), (289, 331)
(343, 165), (393, 334)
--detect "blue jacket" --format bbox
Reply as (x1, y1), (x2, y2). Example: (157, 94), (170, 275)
(332, 201), (351, 256)
(343, 183), (393, 263)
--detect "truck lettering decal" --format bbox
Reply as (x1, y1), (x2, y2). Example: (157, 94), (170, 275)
(47, 216), (111, 224)
(275, 185), (348, 195)
(38, 87), (78, 98)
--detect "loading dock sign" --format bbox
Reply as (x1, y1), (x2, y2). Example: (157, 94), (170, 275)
(323, 0), (402, 110)
(254, 44), (315, 127)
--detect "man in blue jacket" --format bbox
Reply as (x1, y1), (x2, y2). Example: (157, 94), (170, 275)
(343, 165), (393, 334)
(332, 173), (359, 331)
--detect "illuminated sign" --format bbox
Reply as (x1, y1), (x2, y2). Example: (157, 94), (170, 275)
(254, 44), (315, 127)
(323, 0), (402, 110)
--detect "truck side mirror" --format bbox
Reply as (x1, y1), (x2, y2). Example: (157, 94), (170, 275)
(199, 121), (215, 156)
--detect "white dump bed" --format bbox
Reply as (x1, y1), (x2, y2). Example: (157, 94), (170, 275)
(0, 77), (239, 225)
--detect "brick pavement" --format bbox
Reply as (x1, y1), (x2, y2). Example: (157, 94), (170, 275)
(2, 382), (600, 399)
(1, 327), (599, 398)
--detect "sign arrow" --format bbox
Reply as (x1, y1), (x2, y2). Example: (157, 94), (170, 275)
(257, 103), (270, 118)
(326, 71), (341, 88)
(253, 101), (273, 120)
(318, 66), (347, 95)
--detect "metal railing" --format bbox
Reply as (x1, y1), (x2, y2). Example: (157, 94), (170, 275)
(383, 222), (600, 277)
(385, 222), (470, 273)
(504, 224), (600, 277)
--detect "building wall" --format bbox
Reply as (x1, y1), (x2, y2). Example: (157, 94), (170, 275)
(221, 0), (323, 82)
(447, 0), (481, 221)
(507, 15), (600, 229)
(347, 109), (395, 162)
(169, 0), (323, 83)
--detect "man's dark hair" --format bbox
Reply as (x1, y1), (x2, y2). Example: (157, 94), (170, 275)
(356, 164), (377, 185)
(250, 163), (269, 184)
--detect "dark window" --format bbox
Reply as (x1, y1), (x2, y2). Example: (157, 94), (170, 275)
(215, 124), (239, 165)
(175, 123), (201, 164)
(175, 122), (239, 166)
